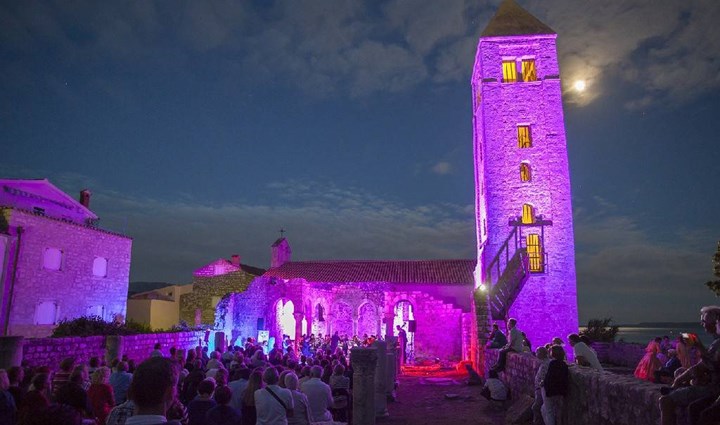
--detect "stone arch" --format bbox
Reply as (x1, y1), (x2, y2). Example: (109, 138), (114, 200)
(357, 301), (380, 338)
(331, 301), (354, 338)
(310, 297), (330, 336)
(273, 298), (296, 342)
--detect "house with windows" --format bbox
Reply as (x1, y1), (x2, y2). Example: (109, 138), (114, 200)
(0, 179), (132, 337)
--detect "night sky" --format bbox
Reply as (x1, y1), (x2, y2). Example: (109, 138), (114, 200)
(1, 0), (718, 324)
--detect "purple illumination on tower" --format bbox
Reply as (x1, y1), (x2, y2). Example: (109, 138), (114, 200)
(473, 1), (578, 347)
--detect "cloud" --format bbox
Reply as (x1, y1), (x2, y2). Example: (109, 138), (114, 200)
(85, 179), (476, 283)
(431, 161), (453, 175)
(2, 0), (717, 104)
(573, 198), (717, 323)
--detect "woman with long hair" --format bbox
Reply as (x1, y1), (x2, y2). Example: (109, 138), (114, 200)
(241, 369), (263, 425)
(634, 337), (662, 382)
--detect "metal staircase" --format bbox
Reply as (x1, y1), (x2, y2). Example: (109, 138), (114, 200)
(485, 227), (530, 320)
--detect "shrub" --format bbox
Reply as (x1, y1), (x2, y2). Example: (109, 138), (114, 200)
(51, 316), (194, 337)
(580, 318), (619, 343)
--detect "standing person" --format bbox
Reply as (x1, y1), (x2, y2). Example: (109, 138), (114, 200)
(396, 325), (408, 364)
(493, 318), (523, 372)
(125, 357), (180, 425)
(300, 366), (333, 422)
(532, 347), (551, 425)
(255, 367), (293, 425)
(110, 361), (133, 405)
(634, 337), (662, 381)
(541, 345), (569, 425)
(241, 370), (263, 425)
(568, 334), (603, 371)
(87, 367), (115, 425)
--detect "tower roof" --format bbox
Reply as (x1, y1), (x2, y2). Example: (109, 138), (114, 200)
(481, 0), (555, 37)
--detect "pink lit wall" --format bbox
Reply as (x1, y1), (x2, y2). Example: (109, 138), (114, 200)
(472, 33), (579, 347)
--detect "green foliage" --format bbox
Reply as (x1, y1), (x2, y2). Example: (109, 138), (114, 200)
(51, 316), (193, 337)
(52, 315), (126, 337)
(706, 241), (720, 296)
(579, 317), (619, 343)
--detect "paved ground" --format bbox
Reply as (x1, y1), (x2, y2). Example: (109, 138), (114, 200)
(380, 374), (507, 425)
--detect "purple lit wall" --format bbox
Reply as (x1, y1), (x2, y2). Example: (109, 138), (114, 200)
(472, 32), (579, 347)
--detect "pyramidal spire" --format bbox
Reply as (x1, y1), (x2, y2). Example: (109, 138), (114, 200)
(481, 0), (555, 37)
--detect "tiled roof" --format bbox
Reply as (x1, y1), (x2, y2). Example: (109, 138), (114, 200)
(481, 0), (555, 37)
(263, 259), (476, 285)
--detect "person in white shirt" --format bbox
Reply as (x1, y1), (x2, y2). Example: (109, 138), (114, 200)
(481, 369), (508, 401)
(568, 334), (603, 371)
(229, 368), (250, 412)
(300, 366), (333, 422)
(255, 367), (294, 425)
(493, 318), (524, 372)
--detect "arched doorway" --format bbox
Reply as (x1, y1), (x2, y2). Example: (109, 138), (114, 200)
(358, 302), (379, 338)
(275, 299), (296, 340)
(394, 300), (415, 362)
(312, 302), (328, 336)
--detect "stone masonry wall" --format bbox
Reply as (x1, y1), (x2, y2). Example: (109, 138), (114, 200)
(22, 331), (204, 370)
(484, 349), (667, 425)
(3, 209), (132, 337)
(180, 270), (256, 326)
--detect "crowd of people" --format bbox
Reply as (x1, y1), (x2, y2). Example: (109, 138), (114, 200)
(483, 318), (600, 425)
(482, 306), (720, 425)
(0, 337), (362, 425)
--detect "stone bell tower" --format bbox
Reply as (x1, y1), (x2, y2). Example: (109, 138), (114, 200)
(472, 0), (578, 347)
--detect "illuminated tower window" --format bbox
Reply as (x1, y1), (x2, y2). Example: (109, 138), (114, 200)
(526, 233), (543, 272)
(502, 60), (517, 83)
(520, 163), (531, 182)
(522, 59), (537, 82)
(517, 125), (532, 148)
(522, 204), (535, 224)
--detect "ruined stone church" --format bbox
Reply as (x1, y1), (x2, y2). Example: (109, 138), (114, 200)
(215, 0), (578, 365)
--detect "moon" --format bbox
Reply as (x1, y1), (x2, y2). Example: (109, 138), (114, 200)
(574, 80), (587, 92)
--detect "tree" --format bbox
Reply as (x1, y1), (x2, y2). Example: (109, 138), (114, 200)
(706, 241), (720, 296)
(579, 318), (619, 343)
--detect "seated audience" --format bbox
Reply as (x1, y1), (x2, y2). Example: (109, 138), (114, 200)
(285, 373), (311, 425)
(300, 365), (333, 422)
(480, 369), (507, 402)
(206, 385), (241, 425)
(87, 367), (115, 425)
(255, 367), (293, 425)
(187, 378), (217, 425)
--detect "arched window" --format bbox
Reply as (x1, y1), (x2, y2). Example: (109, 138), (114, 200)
(92, 257), (108, 277)
(520, 163), (531, 182)
(522, 204), (535, 224)
(43, 248), (62, 271)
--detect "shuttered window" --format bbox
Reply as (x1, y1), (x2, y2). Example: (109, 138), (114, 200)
(522, 59), (537, 82)
(503, 60), (517, 83)
(527, 234), (543, 272)
(518, 126), (532, 148)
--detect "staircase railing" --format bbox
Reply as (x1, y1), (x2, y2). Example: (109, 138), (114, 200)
(484, 226), (519, 287)
(488, 248), (529, 320)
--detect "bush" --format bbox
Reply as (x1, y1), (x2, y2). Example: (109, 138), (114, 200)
(51, 316), (195, 337)
(580, 318), (619, 343)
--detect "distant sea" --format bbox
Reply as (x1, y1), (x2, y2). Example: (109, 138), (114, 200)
(580, 323), (712, 346)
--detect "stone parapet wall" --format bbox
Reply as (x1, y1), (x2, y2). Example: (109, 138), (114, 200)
(22, 331), (205, 370)
(484, 349), (666, 425)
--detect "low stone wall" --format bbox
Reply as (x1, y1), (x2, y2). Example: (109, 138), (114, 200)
(21, 331), (205, 370)
(484, 349), (666, 425)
